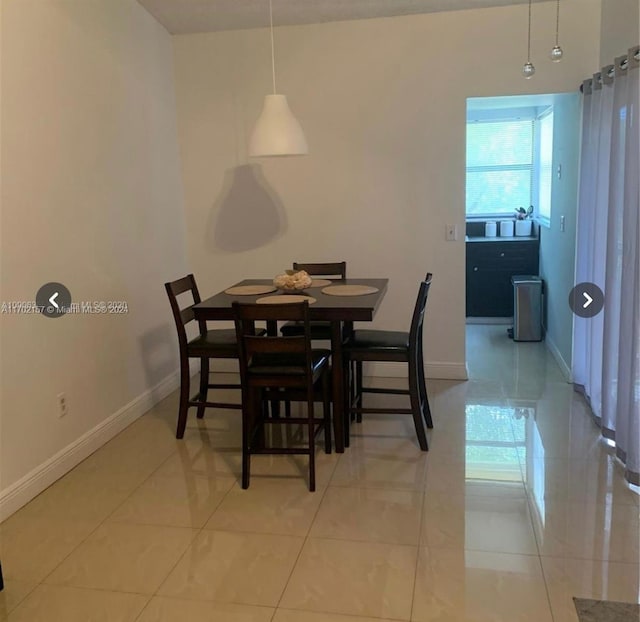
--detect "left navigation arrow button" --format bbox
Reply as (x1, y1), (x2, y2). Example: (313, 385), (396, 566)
(36, 282), (72, 319)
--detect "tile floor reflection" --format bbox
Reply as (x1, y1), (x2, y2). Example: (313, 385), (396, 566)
(0, 324), (638, 621)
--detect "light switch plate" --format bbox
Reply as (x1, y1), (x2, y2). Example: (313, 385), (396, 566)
(446, 224), (458, 241)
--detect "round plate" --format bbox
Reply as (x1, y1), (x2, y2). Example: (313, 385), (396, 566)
(321, 285), (379, 296)
(308, 279), (333, 288)
(225, 285), (277, 295)
(256, 295), (317, 305)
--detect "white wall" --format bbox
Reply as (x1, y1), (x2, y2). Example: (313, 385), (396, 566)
(600, 0), (639, 65)
(539, 93), (581, 379)
(0, 0), (188, 515)
(172, 1), (600, 379)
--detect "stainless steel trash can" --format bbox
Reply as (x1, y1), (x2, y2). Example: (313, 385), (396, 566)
(511, 275), (543, 342)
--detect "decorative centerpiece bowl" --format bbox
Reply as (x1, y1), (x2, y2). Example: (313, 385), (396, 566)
(273, 269), (312, 292)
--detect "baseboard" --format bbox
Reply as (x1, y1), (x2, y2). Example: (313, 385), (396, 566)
(368, 361), (468, 380)
(0, 370), (181, 522)
(466, 317), (512, 325)
(425, 361), (469, 380)
(545, 335), (572, 382)
(214, 358), (467, 381)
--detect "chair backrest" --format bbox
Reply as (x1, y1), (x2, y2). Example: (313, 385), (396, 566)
(165, 274), (206, 353)
(232, 301), (314, 388)
(417, 273), (433, 344)
(292, 262), (346, 280)
(409, 276), (432, 357)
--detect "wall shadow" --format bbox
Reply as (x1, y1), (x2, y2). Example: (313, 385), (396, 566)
(208, 164), (287, 252)
(138, 322), (178, 407)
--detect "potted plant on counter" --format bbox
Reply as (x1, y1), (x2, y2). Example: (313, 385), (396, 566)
(515, 205), (533, 236)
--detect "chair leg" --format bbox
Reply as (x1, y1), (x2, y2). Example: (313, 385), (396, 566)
(241, 388), (256, 489)
(307, 396), (316, 492)
(343, 356), (352, 424)
(197, 358), (209, 419)
(355, 361), (363, 423)
(255, 390), (267, 451)
(341, 357), (352, 447)
(323, 372), (332, 454)
(348, 360), (356, 422)
(270, 398), (281, 418)
(417, 346), (433, 429)
(421, 381), (433, 429)
(176, 358), (191, 439)
(409, 362), (429, 451)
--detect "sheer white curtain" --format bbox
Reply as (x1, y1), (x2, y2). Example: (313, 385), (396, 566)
(574, 47), (640, 486)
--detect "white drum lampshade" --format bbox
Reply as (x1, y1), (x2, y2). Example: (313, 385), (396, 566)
(249, 94), (308, 157)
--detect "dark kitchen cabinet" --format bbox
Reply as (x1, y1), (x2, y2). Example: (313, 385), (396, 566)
(466, 239), (539, 317)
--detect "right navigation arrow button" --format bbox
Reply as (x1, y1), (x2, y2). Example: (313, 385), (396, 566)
(569, 282), (604, 318)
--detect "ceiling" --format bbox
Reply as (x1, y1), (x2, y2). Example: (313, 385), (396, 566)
(137, 0), (540, 35)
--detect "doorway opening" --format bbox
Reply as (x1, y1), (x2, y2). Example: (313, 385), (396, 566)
(464, 92), (581, 382)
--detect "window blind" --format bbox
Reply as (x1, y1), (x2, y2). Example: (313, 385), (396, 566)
(466, 119), (534, 216)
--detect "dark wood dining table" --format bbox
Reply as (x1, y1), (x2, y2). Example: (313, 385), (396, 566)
(192, 278), (389, 452)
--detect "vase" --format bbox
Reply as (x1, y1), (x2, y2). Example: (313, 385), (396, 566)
(515, 220), (532, 236)
(500, 220), (514, 237)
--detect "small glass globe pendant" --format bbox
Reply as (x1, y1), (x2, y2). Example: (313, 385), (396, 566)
(549, 45), (564, 62)
(522, 61), (536, 78)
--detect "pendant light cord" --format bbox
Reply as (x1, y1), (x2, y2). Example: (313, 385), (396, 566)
(269, 0), (277, 94)
(527, 0), (532, 61)
(554, 0), (560, 46)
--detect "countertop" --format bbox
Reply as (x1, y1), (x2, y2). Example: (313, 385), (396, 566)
(465, 236), (538, 243)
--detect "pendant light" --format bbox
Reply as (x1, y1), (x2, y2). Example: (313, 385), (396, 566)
(549, 0), (564, 62)
(522, 0), (535, 78)
(248, 0), (308, 157)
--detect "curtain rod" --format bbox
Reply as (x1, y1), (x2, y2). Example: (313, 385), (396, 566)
(580, 44), (639, 94)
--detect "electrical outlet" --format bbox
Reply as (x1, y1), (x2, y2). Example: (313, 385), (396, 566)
(445, 224), (458, 241)
(57, 392), (67, 418)
(560, 215), (566, 232)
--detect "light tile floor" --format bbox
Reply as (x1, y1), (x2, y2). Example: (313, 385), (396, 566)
(1, 325), (638, 621)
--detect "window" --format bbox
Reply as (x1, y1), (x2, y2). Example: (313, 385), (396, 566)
(466, 104), (555, 223)
(466, 119), (534, 217)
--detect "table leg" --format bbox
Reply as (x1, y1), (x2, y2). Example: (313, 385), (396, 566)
(265, 320), (280, 420)
(331, 321), (346, 452)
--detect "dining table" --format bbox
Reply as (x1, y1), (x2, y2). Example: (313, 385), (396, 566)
(192, 278), (389, 452)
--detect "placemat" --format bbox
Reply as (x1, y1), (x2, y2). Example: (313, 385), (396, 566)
(225, 285), (277, 295)
(574, 598), (640, 622)
(256, 295), (317, 305)
(308, 279), (332, 288)
(321, 285), (379, 296)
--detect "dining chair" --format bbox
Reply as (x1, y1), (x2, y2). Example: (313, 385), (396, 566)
(342, 275), (433, 450)
(292, 261), (347, 279)
(165, 274), (264, 439)
(233, 300), (332, 491)
(280, 261), (346, 340)
(417, 273), (433, 430)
